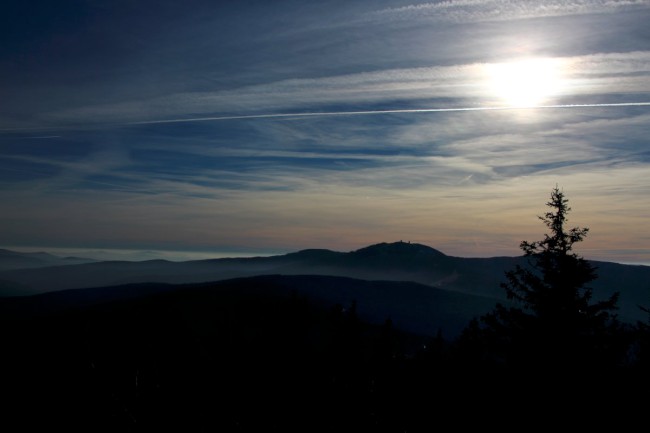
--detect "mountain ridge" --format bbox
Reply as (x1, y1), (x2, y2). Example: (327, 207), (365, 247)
(0, 248), (96, 272)
(0, 274), (499, 339)
(1, 241), (648, 324)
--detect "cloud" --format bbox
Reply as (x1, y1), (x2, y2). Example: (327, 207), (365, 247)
(36, 64), (482, 126)
(7, 100), (648, 205)
(364, 0), (650, 25)
(18, 49), (645, 130)
(2, 1), (650, 263)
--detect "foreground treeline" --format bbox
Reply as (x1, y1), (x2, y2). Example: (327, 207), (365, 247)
(3, 279), (650, 432)
(1, 283), (481, 432)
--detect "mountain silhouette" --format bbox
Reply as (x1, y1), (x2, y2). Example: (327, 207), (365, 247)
(1, 241), (647, 323)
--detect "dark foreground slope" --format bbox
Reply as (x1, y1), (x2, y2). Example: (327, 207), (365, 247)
(0, 274), (498, 339)
(2, 274), (646, 432)
(0, 275), (450, 432)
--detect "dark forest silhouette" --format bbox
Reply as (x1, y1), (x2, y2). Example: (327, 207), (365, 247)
(457, 186), (624, 371)
(2, 187), (650, 431)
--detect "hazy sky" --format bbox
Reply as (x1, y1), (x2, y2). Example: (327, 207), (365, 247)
(2, 0), (650, 263)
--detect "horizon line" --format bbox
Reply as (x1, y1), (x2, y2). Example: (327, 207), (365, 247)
(3, 243), (648, 267)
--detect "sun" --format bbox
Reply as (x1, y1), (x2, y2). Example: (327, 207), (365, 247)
(485, 57), (566, 107)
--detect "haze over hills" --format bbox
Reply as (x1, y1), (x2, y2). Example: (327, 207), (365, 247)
(1, 241), (648, 324)
(0, 248), (96, 272)
(0, 242), (500, 295)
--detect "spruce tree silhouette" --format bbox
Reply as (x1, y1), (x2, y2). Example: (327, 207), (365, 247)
(462, 186), (621, 374)
(633, 305), (650, 369)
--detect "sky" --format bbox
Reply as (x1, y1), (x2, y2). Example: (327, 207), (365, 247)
(1, 0), (650, 263)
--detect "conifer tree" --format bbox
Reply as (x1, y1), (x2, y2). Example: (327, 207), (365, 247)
(466, 186), (621, 370)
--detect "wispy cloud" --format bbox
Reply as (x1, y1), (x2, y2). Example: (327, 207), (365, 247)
(365, 0), (650, 25)
(2, 1), (650, 263)
(5, 50), (635, 130)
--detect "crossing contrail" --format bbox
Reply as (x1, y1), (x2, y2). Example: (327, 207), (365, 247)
(2, 102), (650, 133)
(125, 102), (650, 125)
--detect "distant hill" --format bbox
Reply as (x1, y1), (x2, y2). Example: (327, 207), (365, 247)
(0, 248), (96, 272)
(1, 241), (648, 323)
(0, 274), (498, 339)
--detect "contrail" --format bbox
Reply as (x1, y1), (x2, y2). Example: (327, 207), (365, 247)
(2, 102), (650, 132)
(125, 102), (650, 125)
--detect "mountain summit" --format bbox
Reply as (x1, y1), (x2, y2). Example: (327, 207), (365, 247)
(347, 241), (449, 271)
(352, 241), (446, 258)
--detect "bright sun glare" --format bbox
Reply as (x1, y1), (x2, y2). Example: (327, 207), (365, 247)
(485, 58), (566, 107)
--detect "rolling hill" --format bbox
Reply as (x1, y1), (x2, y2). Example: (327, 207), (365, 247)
(1, 241), (648, 323)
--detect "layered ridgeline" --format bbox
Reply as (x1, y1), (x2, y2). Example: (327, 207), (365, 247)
(1, 241), (648, 326)
(2, 241), (649, 430)
(0, 248), (95, 271)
